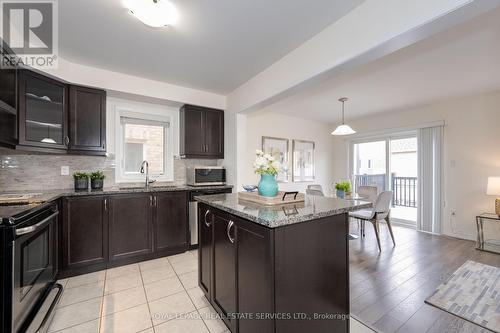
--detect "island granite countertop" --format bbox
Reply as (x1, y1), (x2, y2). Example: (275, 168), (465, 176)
(0, 185), (233, 223)
(195, 193), (372, 228)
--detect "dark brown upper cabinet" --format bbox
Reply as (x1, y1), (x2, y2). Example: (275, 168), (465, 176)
(180, 104), (224, 159)
(68, 85), (106, 155)
(0, 43), (18, 147)
(0, 61), (106, 155)
(18, 69), (68, 152)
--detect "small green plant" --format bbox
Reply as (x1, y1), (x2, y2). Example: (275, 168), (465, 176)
(335, 181), (351, 193)
(90, 171), (105, 180)
(73, 172), (89, 180)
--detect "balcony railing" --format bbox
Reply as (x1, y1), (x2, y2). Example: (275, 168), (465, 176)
(353, 174), (418, 208)
(353, 174), (386, 196)
(392, 176), (417, 207)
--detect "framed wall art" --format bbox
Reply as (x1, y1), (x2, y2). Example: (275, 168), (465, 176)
(292, 139), (315, 182)
(262, 136), (289, 182)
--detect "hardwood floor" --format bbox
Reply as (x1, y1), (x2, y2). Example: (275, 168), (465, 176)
(349, 221), (500, 333)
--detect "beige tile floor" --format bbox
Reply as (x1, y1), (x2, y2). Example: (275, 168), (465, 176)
(49, 250), (229, 333)
(50, 249), (370, 333)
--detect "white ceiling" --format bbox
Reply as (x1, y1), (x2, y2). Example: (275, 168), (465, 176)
(261, 7), (500, 123)
(58, 0), (364, 94)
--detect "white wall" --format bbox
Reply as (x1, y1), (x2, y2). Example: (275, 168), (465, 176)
(243, 111), (335, 195)
(331, 90), (500, 241)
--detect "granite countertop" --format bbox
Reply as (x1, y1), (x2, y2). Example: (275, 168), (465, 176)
(195, 193), (372, 228)
(0, 185), (233, 223)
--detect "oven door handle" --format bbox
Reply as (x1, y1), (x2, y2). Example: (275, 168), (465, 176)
(15, 211), (58, 236)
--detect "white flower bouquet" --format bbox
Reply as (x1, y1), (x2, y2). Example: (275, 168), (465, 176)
(253, 149), (283, 176)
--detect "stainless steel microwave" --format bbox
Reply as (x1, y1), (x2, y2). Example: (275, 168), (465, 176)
(187, 166), (226, 186)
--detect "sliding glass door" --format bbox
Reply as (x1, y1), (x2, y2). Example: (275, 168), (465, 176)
(352, 140), (388, 195)
(351, 133), (418, 226)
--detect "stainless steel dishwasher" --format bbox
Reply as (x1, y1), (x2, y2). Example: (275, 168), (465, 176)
(189, 188), (232, 246)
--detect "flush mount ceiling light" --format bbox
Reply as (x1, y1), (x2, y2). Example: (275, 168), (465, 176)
(331, 97), (356, 136)
(125, 0), (179, 28)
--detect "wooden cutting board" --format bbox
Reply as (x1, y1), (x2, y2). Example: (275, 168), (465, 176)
(238, 191), (305, 206)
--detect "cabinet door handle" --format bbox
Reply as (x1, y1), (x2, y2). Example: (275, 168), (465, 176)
(227, 220), (235, 244)
(204, 210), (211, 227)
(104, 198), (107, 211)
(65, 136), (70, 146)
(150, 196), (153, 207)
(154, 196), (157, 207)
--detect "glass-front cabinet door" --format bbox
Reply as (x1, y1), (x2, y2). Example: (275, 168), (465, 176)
(18, 70), (68, 150)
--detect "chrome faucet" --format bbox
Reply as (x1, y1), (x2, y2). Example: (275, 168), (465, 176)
(140, 160), (156, 188)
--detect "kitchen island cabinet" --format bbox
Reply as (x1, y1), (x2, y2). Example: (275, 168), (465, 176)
(197, 193), (371, 333)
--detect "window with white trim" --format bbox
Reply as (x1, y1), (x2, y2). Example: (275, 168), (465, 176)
(115, 109), (174, 183)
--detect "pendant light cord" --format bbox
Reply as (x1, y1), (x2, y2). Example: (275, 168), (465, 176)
(338, 97), (348, 125)
(342, 100), (345, 125)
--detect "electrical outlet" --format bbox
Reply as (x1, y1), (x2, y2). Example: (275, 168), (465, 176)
(61, 166), (69, 176)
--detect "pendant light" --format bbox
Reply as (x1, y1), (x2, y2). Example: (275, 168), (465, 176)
(41, 125), (56, 144)
(331, 97), (356, 136)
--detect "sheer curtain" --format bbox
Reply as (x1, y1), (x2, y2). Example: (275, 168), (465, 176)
(417, 126), (444, 234)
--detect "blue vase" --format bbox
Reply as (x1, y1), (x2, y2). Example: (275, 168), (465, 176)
(336, 190), (345, 199)
(258, 174), (279, 197)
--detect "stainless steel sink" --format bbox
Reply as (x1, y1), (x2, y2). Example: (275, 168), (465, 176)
(151, 186), (178, 189)
(118, 186), (179, 191)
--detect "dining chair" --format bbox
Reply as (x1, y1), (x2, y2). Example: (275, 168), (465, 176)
(349, 191), (395, 251)
(352, 185), (378, 233)
(306, 184), (324, 196)
(357, 185), (378, 203)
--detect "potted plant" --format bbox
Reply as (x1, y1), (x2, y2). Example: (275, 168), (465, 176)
(73, 172), (89, 191)
(253, 149), (283, 197)
(335, 181), (351, 199)
(90, 171), (105, 190)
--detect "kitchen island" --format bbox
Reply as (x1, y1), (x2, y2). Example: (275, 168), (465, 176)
(195, 193), (371, 333)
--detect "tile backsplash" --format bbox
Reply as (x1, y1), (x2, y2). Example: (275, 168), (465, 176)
(0, 153), (219, 192)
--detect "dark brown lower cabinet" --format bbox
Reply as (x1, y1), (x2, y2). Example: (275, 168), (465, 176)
(61, 196), (108, 273)
(236, 218), (274, 333)
(59, 191), (190, 278)
(198, 203), (349, 333)
(199, 206), (274, 333)
(108, 193), (152, 262)
(212, 212), (237, 332)
(154, 191), (188, 252)
(198, 203), (212, 298)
